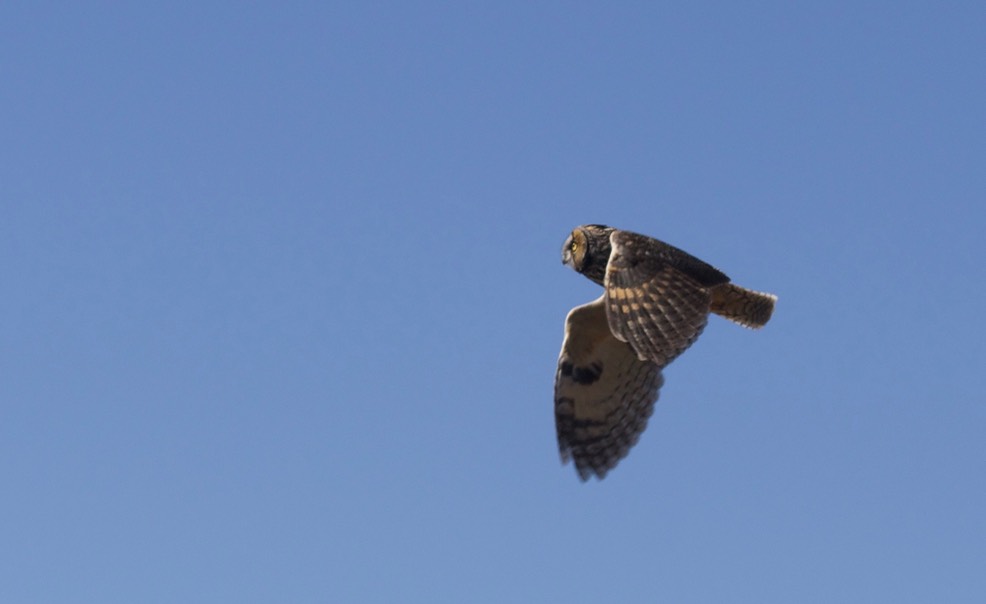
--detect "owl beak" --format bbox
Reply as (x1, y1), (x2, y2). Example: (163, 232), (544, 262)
(561, 236), (574, 267)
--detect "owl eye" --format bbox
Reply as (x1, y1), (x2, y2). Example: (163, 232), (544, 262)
(569, 239), (579, 253)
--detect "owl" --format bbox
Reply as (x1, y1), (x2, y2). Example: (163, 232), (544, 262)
(555, 225), (776, 481)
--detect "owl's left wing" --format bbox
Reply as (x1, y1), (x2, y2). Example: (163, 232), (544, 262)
(555, 296), (664, 481)
(604, 230), (722, 367)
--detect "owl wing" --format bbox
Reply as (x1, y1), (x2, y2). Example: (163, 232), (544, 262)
(603, 230), (723, 367)
(555, 296), (664, 481)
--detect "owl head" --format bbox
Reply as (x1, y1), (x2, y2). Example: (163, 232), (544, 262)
(561, 224), (616, 286)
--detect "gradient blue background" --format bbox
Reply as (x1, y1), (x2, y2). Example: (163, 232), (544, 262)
(3, 2), (984, 602)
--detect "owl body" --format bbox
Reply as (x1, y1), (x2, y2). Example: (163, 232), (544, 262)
(555, 225), (776, 481)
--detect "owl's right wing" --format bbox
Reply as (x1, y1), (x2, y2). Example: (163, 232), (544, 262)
(555, 296), (664, 481)
(603, 230), (724, 367)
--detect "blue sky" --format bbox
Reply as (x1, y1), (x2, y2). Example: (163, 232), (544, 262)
(2, 2), (984, 602)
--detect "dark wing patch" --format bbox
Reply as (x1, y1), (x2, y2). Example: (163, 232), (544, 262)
(555, 297), (664, 481)
(604, 230), (715, 367)
(559, 360), (603, 385)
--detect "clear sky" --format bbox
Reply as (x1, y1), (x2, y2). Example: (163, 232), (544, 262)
(2, 2), (984, 602)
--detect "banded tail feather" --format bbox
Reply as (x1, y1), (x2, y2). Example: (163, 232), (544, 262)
(710, 283), (777, 329)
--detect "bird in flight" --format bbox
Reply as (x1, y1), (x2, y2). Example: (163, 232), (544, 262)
(555, 225), (776, 481)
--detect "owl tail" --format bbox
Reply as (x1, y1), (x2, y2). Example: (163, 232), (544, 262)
(710, 283), (777, 329)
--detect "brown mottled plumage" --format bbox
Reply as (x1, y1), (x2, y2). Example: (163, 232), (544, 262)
(555, 225), (776, 481)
